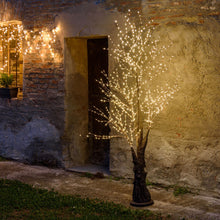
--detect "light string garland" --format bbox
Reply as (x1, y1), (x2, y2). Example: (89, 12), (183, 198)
(0, 20), (23, 74)
(90, 10), (180, 146)
(24, 26), (60, 59)
(0, 20), (60, 77)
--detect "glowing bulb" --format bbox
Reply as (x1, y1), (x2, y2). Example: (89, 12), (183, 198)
(55, 26), (60, 32)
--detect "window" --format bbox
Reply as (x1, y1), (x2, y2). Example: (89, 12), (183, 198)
(0, 20), (23, 97)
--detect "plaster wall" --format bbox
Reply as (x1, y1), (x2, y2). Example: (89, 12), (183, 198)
(55, 3), (124, 169)
(145, 20), (220, 193)
(64, 38), (88, 167)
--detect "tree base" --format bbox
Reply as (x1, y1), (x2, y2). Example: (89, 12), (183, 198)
(130, 200), (154, 207)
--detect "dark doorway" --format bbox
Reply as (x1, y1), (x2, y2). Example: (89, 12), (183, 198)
(88, 38), (110, 168)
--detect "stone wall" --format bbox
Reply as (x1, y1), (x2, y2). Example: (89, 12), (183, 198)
(0, 0), (219, 193)
(145, 16), (220, 193)
(0, 99), (63, 167)
(109, 0), (220, 194)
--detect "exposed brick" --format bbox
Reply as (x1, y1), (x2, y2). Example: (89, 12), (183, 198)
(39, 79), (50, 84)
(150, 11), (157, 14)
(51, 80), (58, 85)
(171, 2), (182, 6)
(151, 16), (166, 20)
(148, 4), (161, 8)
(38, 84), (49, 89)
(199, 19), (204, 24)
(48, 84), (58, 89)
(166, 21), (177, 25)
(7, 0), (220, 102)
(29, 84), (38, 89)
(208, 11), (220, 16)
(151, 22), (160, 26)
(168, 14), (185, 18)
(195, 0), (206, 3)
(182, 1), (193, 5)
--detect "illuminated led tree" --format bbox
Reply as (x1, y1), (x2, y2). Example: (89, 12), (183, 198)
(91, 11), (179, 206)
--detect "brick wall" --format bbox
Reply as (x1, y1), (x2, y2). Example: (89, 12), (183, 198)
(14, 0), (219, 29)
(18, 0), (143, 29)
(18, 0), (142, 102)
(22, 0), (82, 29)
(22, 37), (64, 101)
(0, 0), (23, 20)
(142, 0), (220, 25)
(19, 0), (219, 103)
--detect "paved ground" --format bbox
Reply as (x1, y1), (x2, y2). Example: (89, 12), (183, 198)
(0, 161), (219, 220)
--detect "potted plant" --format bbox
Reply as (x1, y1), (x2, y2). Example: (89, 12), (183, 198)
(0, 73), (18, 99)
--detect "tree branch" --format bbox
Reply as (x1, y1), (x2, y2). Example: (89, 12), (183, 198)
(137, 128), (150, 165)
(131, 147), (138, 165)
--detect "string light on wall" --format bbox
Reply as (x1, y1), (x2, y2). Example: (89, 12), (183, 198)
(0, 21), (60, 74)
(0, 19), (60, 91)
(24, 26), (60, 59)
(0, 20), (24, 88)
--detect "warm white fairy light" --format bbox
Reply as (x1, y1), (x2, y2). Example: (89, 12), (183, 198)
(0, 20), (23, 74)
(0, 20), (60, 76)
(24, 26), (60, 59)
(91, 12), (180, 146)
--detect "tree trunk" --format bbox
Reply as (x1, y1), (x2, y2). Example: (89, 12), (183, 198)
(130, 129), (154, 207)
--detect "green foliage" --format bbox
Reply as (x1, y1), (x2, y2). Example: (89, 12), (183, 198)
(108, 175), (124, 181)
(173, 186), (191, 197)
(0, 156), (7, 161)
(146, 179), (154, 186)
(111, 176), (122, 181)
(83, 172), (94, 179)
(146, 180), (164, 188)
(0, 179), (162, 220)
(145, 180), (192, 197)
(0, 73), (14, 88)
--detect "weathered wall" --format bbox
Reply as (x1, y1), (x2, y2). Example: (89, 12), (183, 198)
(55, 2), (122, 169)
(0, 0), (219, 193)
(143, 0), (220, 194)
(0, 0), (131, 168)
(98, 0), (219, 195)
(0, 0), (23, 20)
(0, 100), (63, 167)
(0, 0), (67, 167)
(64, 38), (89, 167)
(146, 18), (220, 193)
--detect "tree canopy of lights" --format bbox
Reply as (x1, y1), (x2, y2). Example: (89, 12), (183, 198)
(91, 11), (179, 147)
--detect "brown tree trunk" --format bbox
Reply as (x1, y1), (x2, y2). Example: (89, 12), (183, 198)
(130, 129), (154, 207)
